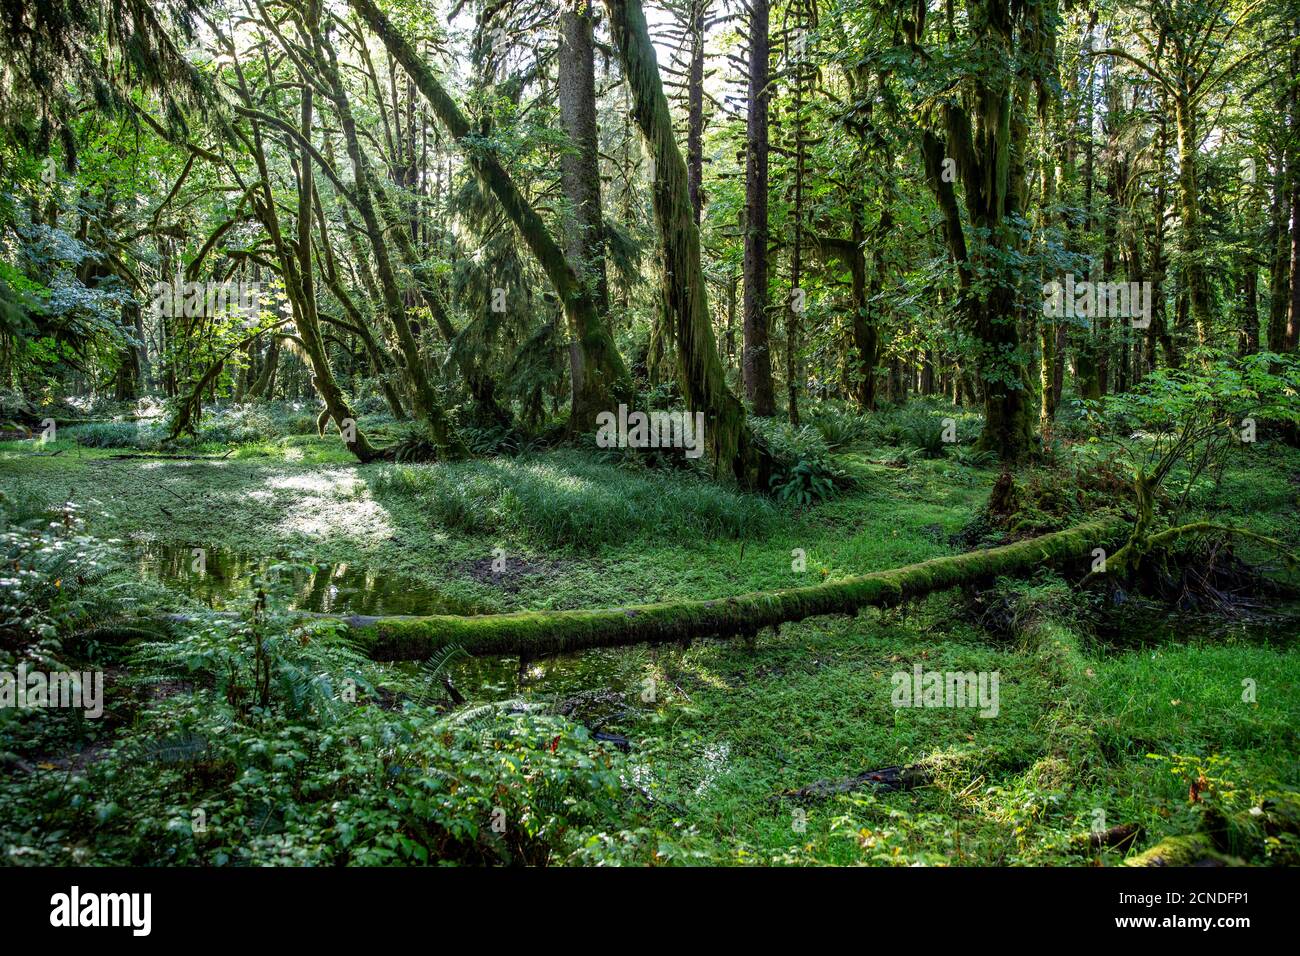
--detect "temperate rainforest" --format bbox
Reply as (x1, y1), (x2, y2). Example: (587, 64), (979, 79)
(1, 0), (1298, 874)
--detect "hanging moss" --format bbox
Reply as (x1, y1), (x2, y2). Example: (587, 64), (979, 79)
(349, 0), (629, 434)
(345, 516), (1126, 661)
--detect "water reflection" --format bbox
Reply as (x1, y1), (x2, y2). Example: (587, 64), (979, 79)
(132, 541), (474, 617)
(132, 541), (646, 704)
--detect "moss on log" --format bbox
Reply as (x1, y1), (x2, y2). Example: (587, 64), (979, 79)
(1124, 794), (1300, 866)
(346, 517), (1125, 661)
(1124, 833), (1240, 867)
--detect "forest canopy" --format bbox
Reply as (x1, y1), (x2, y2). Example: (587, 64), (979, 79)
(0, 0), (1293, 466)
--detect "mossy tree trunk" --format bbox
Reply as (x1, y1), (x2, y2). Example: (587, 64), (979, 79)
(913, 0), (1050, 463)
(559, 1), (615, 425)
(603, 0), (775, 488)
(1173, 93), (1214, 347)
(310, 23), (458, 451)
(349, 0), (629, 435)
(223, 39), (384, 463)
(685, 0), (708, 222)
(741, 0), (775, 416)
(382, 203), (513, 428)
(310, 183), (409, 421)
(817, 216), (879, 411)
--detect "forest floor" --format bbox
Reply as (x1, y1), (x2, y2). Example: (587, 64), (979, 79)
(2, 423), (1298, 865)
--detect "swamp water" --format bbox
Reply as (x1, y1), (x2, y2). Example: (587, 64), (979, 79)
(131, 542), (638, 705)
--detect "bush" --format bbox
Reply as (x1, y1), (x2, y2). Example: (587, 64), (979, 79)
(462, 423), (545, 457)
(805, 403), (871, 450)
(0, 517), (649, 867)
(67, 403), (319, 450)
(0, 495), (112, 651)
(903, 413), (948, 458)
(750, 418), (855, 507)
(66, 421), (164, 450)
(392, 425), (442, 463)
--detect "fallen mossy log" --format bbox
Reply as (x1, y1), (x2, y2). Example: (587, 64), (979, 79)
(344, 517), (1126, 661)
(1124, 833), (1241, 867)
(1071, 822), (1143, 854)
(1125, 795), (1300, 866)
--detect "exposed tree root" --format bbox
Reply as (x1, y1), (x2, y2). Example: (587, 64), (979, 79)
(343, 517), (1125, 661)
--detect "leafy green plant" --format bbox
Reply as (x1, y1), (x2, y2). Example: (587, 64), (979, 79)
(751, 419), (855, 507)
(1083, 352), (1300, 582)
(0, 495), (112, 650)
(903, 414), (948, 458)
(392, 425), (442, 463)
(952, 446), (997, 469)
(769, 458), (845, 507)
(807, 406), (870, 450)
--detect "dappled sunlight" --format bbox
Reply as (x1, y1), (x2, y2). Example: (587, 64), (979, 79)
(273, 494), (395, 542)
(265, 469), (361, 495)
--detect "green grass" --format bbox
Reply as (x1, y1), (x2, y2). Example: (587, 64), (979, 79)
(368, 450), (778, 550)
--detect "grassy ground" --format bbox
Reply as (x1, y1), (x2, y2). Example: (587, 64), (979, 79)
(2, 424), (1297, 865)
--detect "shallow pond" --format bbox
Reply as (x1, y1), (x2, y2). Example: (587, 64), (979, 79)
(132, 541), (474, 616)
(131, 541), (641, 705)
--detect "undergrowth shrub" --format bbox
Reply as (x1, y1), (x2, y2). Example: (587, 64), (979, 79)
(0, 493), (118, 775)
(750, 418), (855, 507)
(392, 425), (443, 463)
(805, 403), (871, 450)
(66, 403), (342, 450)
(0, 525), (665, 866)
(66, 420), (164, 449)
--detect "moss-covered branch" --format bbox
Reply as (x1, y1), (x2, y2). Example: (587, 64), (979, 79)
(603, 0), (775, 487)
(346, 517), (1125, 661)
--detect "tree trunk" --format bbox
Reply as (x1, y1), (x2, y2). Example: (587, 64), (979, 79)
(1289, 175), (1300, 351)
(686, 0), (707, 223)
(1268, 149), (1291, 353)
(603, 0), (775, 488)
(249, 336), (280, 399)
(382, 201), (512, 427)
(226, 46), (383, 462)
(1150, 103), (1177, 367)
(314, 29), (457, 449)
(350, 0), (629, 434)
(1174, 94), (1213, 347)
(1286, 38), (1300, 353)
(742, 0), (775, 415)
(1239, 267), (1259, 356)
(559, 1), (613, 418)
